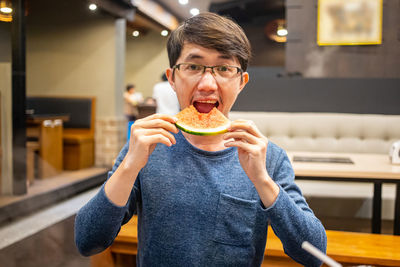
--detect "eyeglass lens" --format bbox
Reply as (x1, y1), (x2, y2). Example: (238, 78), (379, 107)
(177, 63), (241, 79)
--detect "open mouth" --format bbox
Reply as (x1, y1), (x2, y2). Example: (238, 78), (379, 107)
(193, 100), (219, 113)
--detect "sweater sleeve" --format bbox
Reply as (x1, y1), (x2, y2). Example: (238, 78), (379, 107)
(264, 148), (327, 267)
(74, 143), (139, 256)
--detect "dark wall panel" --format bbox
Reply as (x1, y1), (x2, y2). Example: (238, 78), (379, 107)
(233, 68), (400, 115)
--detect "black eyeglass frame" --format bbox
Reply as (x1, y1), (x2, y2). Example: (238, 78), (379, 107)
(172, 63), (244, 81)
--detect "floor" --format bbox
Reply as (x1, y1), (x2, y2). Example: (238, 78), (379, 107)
(0, 167), (108, 208)
(0, 168), (108, 267)
(0, 215), (91, 267)
(0, 167), (108, 226)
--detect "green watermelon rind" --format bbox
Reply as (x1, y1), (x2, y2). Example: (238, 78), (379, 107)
(175, 121), (230, 136)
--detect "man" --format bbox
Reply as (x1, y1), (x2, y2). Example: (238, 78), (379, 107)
(75, 12), (327, 266)
(152, 72), (180, 115)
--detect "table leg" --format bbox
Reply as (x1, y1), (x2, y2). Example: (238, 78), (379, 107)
(394, 183), (400, 235)
(372, 182), (382, 234)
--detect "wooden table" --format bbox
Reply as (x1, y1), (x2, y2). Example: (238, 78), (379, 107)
(91, 216), (400, 267)
(288, 151), (400, 235)
(26, 114), (70, 179)
(26, 114), (70, 125)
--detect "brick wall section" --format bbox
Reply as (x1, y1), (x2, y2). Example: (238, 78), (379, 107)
(95, 117), (127, 168)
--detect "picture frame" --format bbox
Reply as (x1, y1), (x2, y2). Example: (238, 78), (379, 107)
(317, 0), (383, 46)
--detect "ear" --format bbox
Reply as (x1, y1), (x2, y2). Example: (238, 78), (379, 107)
(166, 68), (176, 92)
(238, 72), (249, 92)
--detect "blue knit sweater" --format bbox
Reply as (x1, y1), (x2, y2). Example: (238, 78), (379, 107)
(75, 131), (326, 266)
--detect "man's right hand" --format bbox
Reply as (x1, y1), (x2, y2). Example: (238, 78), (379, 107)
(126, 114), (179, 170)
(104, 114), (178, 206)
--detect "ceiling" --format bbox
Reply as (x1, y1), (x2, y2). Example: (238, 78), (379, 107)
(124, 0), (285, 35)
(154, 0), (285, 22)
(154, 0), (229, 21)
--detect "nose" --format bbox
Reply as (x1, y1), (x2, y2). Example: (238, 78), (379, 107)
(197, 70), (218, 92)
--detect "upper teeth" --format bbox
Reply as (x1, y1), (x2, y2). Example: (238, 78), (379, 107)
(197, 100), (216, 104)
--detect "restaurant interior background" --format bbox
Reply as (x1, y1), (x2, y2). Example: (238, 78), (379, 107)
(0, 0), (399, 266)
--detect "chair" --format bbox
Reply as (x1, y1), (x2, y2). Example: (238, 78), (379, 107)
(39, 119), (63, 178)
(26, 141), (39, 185)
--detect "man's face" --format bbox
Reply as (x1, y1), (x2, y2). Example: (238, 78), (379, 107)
(166, 43), (249, 117)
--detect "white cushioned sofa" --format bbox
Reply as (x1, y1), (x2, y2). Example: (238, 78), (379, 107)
(229, 111), (400, 220)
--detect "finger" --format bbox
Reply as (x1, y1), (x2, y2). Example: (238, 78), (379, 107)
(141, 134), (173, 147)
(134, 118), (179, 134)
(228, 120), (262, 137)
(139, 128), (177, 145)
(224, 140), (255, 153)
(223, 131), (258, 145)
(140, 113), (178, 125)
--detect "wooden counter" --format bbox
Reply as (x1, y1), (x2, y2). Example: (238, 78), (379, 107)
(91, 216), (400, 267)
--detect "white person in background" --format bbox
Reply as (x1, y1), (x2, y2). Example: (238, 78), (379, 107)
(152, 72), (180, 115)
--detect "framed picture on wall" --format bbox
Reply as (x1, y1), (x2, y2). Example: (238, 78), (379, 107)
(317, 0), (382, 45)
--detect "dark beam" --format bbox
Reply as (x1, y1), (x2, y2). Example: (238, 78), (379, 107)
(11, 0), (27, 194)
(92, 0), (136, 21)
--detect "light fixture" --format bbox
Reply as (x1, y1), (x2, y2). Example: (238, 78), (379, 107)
(132, 30), (140, 37)
(179, 0), (188, 5)
(161, 30), (168, 36)
(190, 8), (199, 16)
(264, 19), (287, 43)
(277, 27), (288, 37)
(89, 3), (97, 11)
(0, 6), (11, 13)
(0, 0), (12, 22)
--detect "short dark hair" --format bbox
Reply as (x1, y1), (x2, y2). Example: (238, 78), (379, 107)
(126, 84), (135, 91)
(167, 12), (251, 71)
(161, 73), (168, 81)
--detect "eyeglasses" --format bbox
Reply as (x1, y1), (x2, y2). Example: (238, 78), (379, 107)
(172, 63), (243, 80)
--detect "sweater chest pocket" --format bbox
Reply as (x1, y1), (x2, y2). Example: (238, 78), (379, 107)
(213, 193), (258, 246)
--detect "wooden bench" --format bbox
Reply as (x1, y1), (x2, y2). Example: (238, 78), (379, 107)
(27, 96), (96, 170)
(90, 216), (400, 267)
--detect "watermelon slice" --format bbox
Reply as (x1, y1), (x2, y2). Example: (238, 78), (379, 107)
(175, 105), (230, 136)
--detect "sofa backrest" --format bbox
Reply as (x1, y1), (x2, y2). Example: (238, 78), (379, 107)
(229, 112), (400, 154)
(27, 96), (95, 130)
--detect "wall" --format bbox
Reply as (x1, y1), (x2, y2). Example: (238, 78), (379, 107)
(285, 0), (400, 78)
(233, 1), (400, 114)
(26, 0), (123, 119)
(242, 17), (285, 67)
(125, 30), (169, 98)
(26, 0), (128, 167)
(0, 22), (11, 62)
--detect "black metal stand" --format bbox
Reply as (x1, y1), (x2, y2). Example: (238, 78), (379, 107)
(394, 183), (400, 235)
(372, 182), (382, 234)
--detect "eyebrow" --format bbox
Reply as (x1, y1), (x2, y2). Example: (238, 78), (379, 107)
(184, 53), (234, 62)
(184, 54), (203, 61)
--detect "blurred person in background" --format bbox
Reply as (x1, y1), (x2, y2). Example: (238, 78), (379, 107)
(152, 72), (180, 115)
(124, 83), (143, 122)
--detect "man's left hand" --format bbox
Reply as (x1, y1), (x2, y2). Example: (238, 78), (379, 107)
(224, 119), (279, 207)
